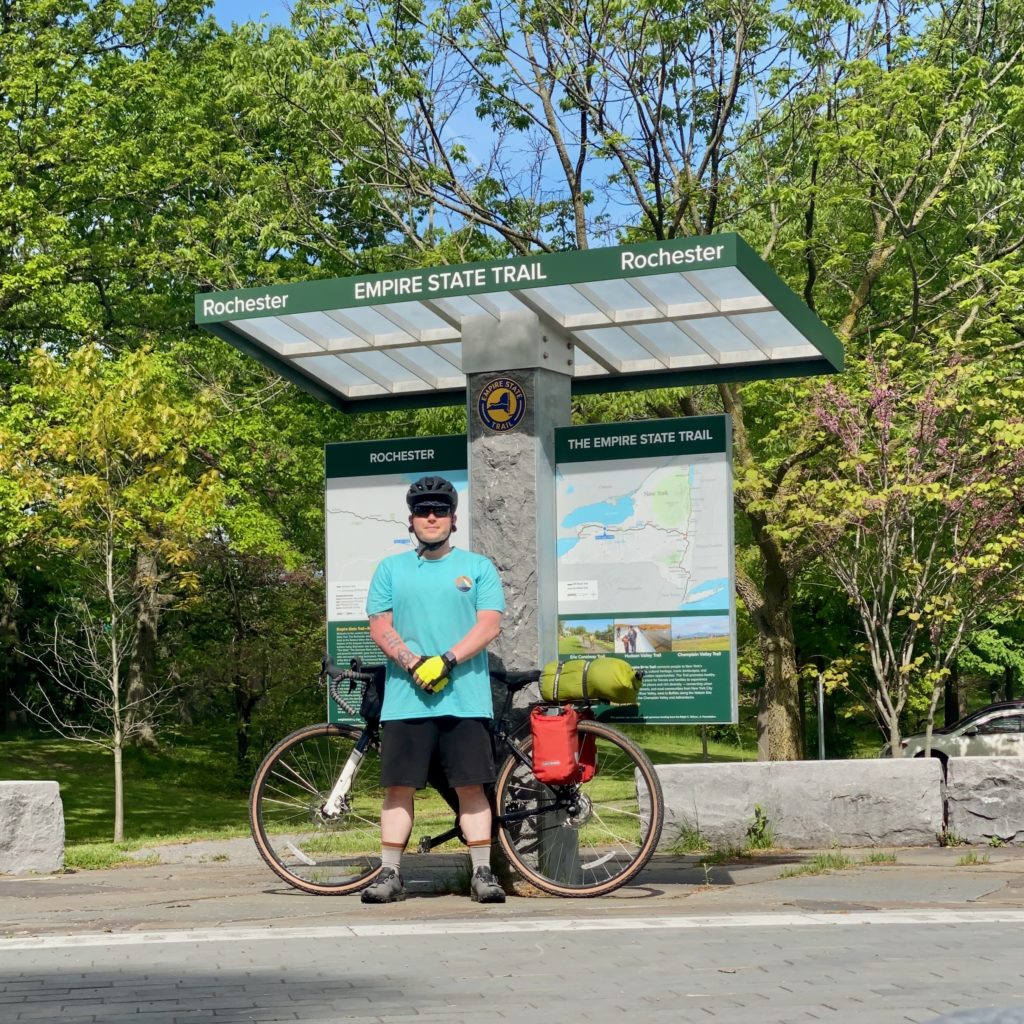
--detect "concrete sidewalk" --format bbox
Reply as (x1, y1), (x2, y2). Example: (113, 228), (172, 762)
(3, 839), (1024, 938)
(5, 843), (1024, 1024)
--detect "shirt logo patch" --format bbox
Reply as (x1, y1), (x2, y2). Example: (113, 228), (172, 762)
(455, 576), (473, 592)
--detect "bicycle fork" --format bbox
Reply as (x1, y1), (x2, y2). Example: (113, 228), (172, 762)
(320, 730), (373, 818)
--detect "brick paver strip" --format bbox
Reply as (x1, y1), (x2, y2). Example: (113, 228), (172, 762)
(4, 914), (1023, 1024)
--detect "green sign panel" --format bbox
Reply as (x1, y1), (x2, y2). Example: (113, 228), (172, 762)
(555, 416), (737, 725)
(325, 435), (468, 723)
(196, 236), (737, 324)
(194, 234), (844, 414)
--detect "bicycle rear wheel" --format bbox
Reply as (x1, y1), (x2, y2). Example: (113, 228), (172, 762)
(494, 719), (663, 897)
(249, 723), (384, 895)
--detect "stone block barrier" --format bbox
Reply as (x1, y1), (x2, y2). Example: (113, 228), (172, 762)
(655, 759), (944, 850)
(0, 781), (65, 874)
(946, 757), (1024, 845)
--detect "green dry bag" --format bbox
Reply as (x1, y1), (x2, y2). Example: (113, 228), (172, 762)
(539, 656), (642, 704)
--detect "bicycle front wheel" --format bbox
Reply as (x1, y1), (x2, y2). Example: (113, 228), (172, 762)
(249, 723), (384, 895)
(495, 719), (664, 897)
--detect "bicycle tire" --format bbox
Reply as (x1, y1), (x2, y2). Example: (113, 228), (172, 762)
(249, 722), (384, 896)
(494, 718), (664, 897)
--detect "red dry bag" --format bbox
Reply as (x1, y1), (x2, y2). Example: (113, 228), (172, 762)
(530, 705), (582, 785)
(577, 706), (597, 783)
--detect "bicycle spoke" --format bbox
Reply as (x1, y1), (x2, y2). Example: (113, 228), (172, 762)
(496, 719), (663, 897)
(250, 725), (385, 895)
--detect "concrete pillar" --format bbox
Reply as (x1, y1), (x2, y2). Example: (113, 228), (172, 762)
(462, 311), (573, 675)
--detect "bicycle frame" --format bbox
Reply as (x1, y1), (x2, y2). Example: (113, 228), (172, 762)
(251, 656), (664, 898)
(319, 657), (596, 854)
(413, 679), (582, 853)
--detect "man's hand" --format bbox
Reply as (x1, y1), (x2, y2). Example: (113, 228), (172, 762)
(412, 652), (457, 694)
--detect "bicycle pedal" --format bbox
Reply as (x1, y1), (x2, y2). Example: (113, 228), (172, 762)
(416, 836), (432, 854)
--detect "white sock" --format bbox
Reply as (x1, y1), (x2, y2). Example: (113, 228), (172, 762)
(469, 842), (490, 872)
(381, 843), (404, 872)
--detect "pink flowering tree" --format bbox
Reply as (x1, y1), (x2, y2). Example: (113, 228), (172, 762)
(800, 342), (1024, 753)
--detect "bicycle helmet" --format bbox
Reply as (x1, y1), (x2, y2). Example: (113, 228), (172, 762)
(405, 476), (458, 512)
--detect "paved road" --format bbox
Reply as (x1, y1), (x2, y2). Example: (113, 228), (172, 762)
(3, 845), (1024, 1023)
(4, 911), (1024, 1023)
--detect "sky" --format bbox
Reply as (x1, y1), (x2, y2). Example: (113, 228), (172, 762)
(209, 0), (288, 27)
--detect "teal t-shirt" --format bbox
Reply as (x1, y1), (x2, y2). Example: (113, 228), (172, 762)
(365, 547), (505, 721)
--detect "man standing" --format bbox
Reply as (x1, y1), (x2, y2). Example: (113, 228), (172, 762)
(362, 476), (507, 904)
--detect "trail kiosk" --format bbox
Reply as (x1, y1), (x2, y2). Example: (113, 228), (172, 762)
(196, 234), (843, 724)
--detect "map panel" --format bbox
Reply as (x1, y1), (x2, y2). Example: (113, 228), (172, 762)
(325, 470), (468, 620)
(556, 453), (731, 616)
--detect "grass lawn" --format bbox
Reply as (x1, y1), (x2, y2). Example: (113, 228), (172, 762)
(0, 726), (251, 847)
(621, 723), (757, 764)
(0, 719), (755, 849)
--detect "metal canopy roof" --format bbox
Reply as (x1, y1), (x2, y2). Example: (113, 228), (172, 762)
(194, 233), (843, 412)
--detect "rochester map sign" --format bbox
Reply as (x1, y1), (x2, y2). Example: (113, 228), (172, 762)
(555, 417), (737, 724)
(325, 435), (467, 723)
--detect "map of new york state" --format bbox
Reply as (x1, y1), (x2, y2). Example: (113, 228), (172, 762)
(556, 454), (731, 616)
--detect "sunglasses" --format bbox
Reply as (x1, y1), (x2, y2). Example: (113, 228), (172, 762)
(411, 502), (452, 518)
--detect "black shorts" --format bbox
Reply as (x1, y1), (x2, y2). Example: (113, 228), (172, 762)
(380, 717), (495, 789)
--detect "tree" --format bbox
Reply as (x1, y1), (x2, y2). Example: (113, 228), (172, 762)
(0, 345), (223, 760)
(7, 0), (1021, 766)
(0, 0), (246, 366)
(243, 0), (1024, 758)
(170, 534), (325, 773)
(0, 0), (386, 731)
(250, 0), (857, 757)
(959, 614), (1024, 708)
(798, 343), (1024, 753)
(737, 0), (1024, 749)
(20, 556), (176, 843)
(267, 0), (831, 252)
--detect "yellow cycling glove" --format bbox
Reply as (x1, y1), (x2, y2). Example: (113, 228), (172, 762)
(412, 652), (457, 694)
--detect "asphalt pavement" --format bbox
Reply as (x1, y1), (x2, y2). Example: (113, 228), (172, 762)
(3, 841), (1024, 1023)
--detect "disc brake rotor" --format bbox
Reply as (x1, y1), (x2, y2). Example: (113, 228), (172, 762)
(562, 791), (593, 828)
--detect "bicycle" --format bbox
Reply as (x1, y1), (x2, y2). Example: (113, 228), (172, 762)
(249, 657), (664, 898)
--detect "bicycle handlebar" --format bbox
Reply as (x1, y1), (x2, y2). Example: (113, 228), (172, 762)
(320, 656), (385, 718)
(321, 657), (543, 718)
(321, 656), (540, 687)
(321, 655), (381, 684)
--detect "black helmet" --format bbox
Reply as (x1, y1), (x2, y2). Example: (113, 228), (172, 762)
(405, 475), (458, 511)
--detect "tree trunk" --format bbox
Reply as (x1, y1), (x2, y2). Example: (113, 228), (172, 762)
(823, 688), (840, 756)
(124, 547), (160, 748)
(720, 383), (803, 761)
(113, 739), (124, 843)
(234, 670), (260, 771)
(736, 568), (802, 760)
(0, 602), (27, 732)
(944, 662), (964, 726)
(755, 629), (802, 760)
(797, 670), (807, 753)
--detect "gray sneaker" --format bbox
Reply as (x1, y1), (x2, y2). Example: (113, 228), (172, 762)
(470, 866), (506, 904)
(360, 867), (406, 904)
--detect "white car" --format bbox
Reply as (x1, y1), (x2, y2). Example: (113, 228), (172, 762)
(896, 701), (1024, 763)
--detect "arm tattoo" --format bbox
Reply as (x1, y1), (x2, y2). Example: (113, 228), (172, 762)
(370, 614), (418, 669)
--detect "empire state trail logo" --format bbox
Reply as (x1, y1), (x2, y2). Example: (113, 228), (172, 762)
(478, 377), (526, 432)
